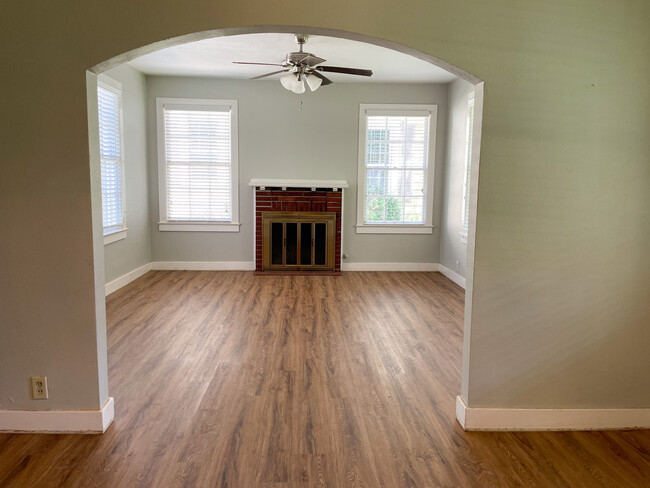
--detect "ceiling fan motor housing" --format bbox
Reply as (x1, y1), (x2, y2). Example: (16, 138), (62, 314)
(286, 52), (314, 65)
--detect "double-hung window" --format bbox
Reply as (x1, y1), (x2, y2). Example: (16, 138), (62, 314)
(98, 76), (127, 244)
(460, 94), (475, 242)
(156, 98), (239, 232)
(356, 104), (437, 234)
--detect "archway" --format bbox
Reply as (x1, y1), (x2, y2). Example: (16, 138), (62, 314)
(87, 25), (484, 428)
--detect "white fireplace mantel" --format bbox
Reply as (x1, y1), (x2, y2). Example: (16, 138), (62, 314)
(248, 178), (348, 190)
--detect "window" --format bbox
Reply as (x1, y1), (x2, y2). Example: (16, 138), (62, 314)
(356, 104), (437, 234)
(460, 95), (475, 241)
(98, 76), (127, 244)
(156, 98), (239, 232)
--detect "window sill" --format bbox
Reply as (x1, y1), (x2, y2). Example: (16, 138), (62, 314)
(158, 222), (240, 232)
(355, 225), (434, 235)
(104, 228), (128, 245)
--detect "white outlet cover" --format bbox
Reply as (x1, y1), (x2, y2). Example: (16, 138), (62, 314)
(31, 376), (48, 400)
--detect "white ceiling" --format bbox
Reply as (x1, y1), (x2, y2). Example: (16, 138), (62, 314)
(128, 33), (457, 84)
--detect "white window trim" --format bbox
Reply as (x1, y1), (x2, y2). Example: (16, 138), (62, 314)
(98, 75), (127, 244)
(156, 97), (240, 233)
(104, 228), (128, 245)
(355, 103), (437, 235)
(460, 93), (475, 244)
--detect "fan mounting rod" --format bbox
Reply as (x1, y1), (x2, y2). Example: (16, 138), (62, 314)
(295, 34), (308, 52)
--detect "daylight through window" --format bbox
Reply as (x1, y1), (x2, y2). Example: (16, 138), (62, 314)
(98, 79), (125, 236)
(357, 104), (436, 234)
(157, 99), (239, 232)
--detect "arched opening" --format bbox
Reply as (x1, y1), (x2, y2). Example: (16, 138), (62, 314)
(87, 24), (484, 441)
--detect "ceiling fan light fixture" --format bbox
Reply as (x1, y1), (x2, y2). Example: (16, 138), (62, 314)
(280, 73), (299, 91)
(281, 72), (306, 94)
(291, 78), (306, 94)
(305, 74), (322, 92)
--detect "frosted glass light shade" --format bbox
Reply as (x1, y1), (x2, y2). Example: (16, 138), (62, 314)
(292, 79), (306, 94)
(280, 73), (299, 91)
(305, 74), (322, 91)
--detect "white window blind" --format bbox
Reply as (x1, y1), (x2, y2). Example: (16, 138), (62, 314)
(363, 112), (430, 224)
(461, 96), (475, 235)
(163, 106), (233, 222)
(98, 82), (124, 235)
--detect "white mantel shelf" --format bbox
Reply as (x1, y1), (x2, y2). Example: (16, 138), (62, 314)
(249, 178), (348, 189)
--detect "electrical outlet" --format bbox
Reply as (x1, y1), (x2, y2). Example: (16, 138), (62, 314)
(455, 260), (460, 271)
(31, 376), (48, 400)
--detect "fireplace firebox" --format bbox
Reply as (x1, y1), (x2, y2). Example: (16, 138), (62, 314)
(263, 212), (335, 271)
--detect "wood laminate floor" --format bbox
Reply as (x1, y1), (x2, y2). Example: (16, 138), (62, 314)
(1, 271), (649, 487)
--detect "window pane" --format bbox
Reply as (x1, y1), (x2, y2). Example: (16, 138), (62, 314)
(385, 197), (403, 221)
(462, 98), (475, 233)
(366, 170), (386, 196)
(98, 84), (124, 234)
(101, 161), (123, 228)
(387, 117), (405, 141)
(404, 143), (425, 168)
(387, 143), (405, 168)
(404, 197), (424, 222)
(164, 107), (232, 222)
(386, 170), (405, 196)
(167, 164), (231, 221)
(365, 197), (385, 222)
(406, 117), (426, 142)
(367, 117), (388, 135)
(366, 141), (389, 167)
(404, 170), (425, 196)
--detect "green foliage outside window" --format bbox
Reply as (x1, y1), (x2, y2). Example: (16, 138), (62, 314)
(366, 191), (402, 222)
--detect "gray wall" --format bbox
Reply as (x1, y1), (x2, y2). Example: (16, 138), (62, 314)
(103, 65), (151, 283)
(440, 79), (474, 279)
(1, 1), (648, 417)
(146, 77), (448, 265)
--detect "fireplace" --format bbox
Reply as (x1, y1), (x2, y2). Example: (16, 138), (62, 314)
(249, 179), (347, 273)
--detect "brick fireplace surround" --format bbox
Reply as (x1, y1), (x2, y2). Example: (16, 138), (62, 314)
(249, 179), (348, 273)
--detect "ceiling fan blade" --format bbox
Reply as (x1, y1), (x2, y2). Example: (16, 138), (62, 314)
(250, 69), (290, 80)
(316, 66), (373, 77)
(233, 61), (285, 67)
(310, 71), (333, 86)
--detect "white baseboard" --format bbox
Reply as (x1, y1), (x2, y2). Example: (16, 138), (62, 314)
(151, 261), (256, 271)
(456, 396), (650, 431)
(105, 263), (152, 296)
(341, 262), (439, 272)
(0, 397), (114, 434)
(438, 264), (466, 289)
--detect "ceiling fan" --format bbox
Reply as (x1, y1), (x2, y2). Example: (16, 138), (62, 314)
(233, 34), (373, 93)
